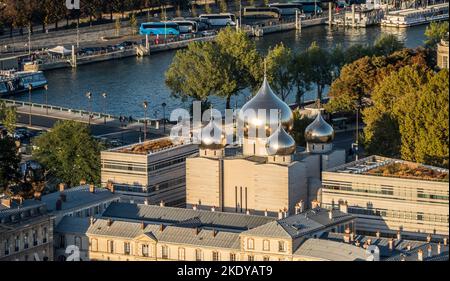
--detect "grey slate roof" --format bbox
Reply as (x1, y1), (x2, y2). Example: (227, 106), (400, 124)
(294, 238), (369, 261)
(321, 232), (449, 261)
(41, 185), (119, 213)
(243, 208), (354, 239)
(54, 216), (91, 234)
(102, 202), (275, 231)
(86, 218), (241, 250)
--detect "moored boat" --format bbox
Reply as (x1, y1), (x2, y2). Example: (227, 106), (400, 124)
(381, 3), (449, 28)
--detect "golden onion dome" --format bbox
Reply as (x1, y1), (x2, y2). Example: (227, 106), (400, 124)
(304, 111), (335, 144)
(238, 77), (294, 137)
(200, 120), (226, 149)
(266, 124), (296, 156)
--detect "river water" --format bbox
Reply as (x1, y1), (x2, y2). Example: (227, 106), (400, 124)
(10, 24), (428, 118)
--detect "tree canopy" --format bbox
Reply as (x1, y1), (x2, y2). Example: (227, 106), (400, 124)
(33, 120), (102, 187)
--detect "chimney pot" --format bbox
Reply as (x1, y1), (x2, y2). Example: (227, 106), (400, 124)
(388, 238), (394, 251)
(90, 216), (95, 226)
(355, 240), (360, 247)
(376, 230), (380, 238)
(299, 200), (304, 213)
(417, 249), (423, 261)
(55, 199), (62, 211)
(328, 210), (333, 220)
(311, 200), (320, 209)
(195, 227), (200, 235)
(444, 237), (448, 246)
(437, 242), (441, 255)
(295, 204), (300, 215)
(89, 184), (95, 193)
(426, 234), (432, 243)
(58, 183), (65, 192)
(160, 200), (165, 207)
(107, 219), (113, 227)
(367, 238), (372, 246)
(160, 224), (165, 232)
(406, 244), (411, 251)
(211, 206), (215, 212)
(144, 199), (149, 205)
(193, 204), (197, 211)
(246, 210), (250, 215)
(34, 191), (42, 201)
(212, 229), (217, 237)
(339, 201), (348, 214)
(79, 179), (86, 185)
(141, 221), (145, 230)
(278, 210), (283, 219)
(427, 245), (432, 258)
(397, 230), (401, 241)
(264, 209), (268, 217)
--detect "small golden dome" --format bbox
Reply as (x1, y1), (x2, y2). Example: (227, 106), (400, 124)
(266, 124), (296, 156)
(304, 111), (335, 144)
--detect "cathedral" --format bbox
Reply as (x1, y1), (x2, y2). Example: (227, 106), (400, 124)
(186, 77), (345, 217)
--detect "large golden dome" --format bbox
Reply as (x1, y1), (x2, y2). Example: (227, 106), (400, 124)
(238, 77), (293, 137)
(266, 124), (296, 155)
(200, 120), (226, 149)
(304, 111), (335, 144)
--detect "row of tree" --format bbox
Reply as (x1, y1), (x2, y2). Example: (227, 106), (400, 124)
(0, 0), (192, 35)
(165, 27), (407, 109)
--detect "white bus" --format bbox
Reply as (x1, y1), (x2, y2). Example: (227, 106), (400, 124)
(199, 13), (236, 27)
(172, 20), (198, 33)
(268, 2), (303, 16)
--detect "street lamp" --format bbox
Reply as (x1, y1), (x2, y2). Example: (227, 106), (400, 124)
(143, 101), (148, 141)
(86, 92), (92, 125)
(44, 84), (49, 115)
(102, 92), (107, 124)
(161, 102), (167, 134)
(28, 84), (32, 127)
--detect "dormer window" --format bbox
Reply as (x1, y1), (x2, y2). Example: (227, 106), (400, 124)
(247, 238), (255, 250)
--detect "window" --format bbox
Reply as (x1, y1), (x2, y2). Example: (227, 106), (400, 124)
(212, 251), (219, 261)
(42, 227), (48, 243)
(15, 236), (20, 252)
(247, 238), (254, 250)
(59, 235), (66, 249)
(75, 236), (82, 250)
(4, 239), (10, 255)
(91, 239), (98, 252)
(124, 242), (131, 255)
(178, 248), (185, 260)
(32, 230), (38, 246)
(278, 241), (286, 252)
(263, 256), (270, 261)
(23, 233), (29, 249)
(108, 240), (114, 253)
(229, 253), (236, 261)
(263, 240), (270, 251)
(195, 249), (202, 261)
(142, 244), (149, 257)
(247, 255), (254, 261)
(161, 245), (168, 259)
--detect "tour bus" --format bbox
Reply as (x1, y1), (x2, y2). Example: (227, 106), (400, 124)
(243, 6), (282, 19)
(268, 2), (303, 17)
(199, 13), (236, 27)
(172, 20), (198, 33)
(139, 22), (180, 36)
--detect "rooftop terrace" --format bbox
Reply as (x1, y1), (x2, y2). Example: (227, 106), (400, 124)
(328, 156), (449, 182)
(109, 138), (189, 155)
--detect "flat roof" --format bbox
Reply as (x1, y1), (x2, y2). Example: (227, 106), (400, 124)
(387, 3), (448, 16)
(326, 155), (449, 182)
(107, 137), (192, 155)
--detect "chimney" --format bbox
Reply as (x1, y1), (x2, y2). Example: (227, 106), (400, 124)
(350, 232), (355, 242)
(339, 201), (348, 214)
(90, 216), (95, 226)
(1, 198), (12, 208)
(141, 221), (145, 230)
(159, 200), (165, 207)
(367, 238), (372, 246)
(376, 230), (380, 238)
(417, 249), (423, 261)
(193, 204), (197, 211)
(344, 227), (351, 243)
(59, 183), (65, 192)
(311, 200), (320, 209)
(363, 242), (368, 249)
(246, 210), (250, 215)
(437, 242), (441, 255)
(426, 234), (432, 243)
(211, 206), (216, 212)
(160, 224), (165, 232)
(55, 199), (62, 211)
(444, 237), (448, 246)
(328, 210), (333, 220)
(212, 229), (217, 238)
(298, 200), (304, 213)
(406, 244), (411, 251)
(107, 181), (115, 193)
(278, 210), (283, 220)
(89, 184), (95, 193)
(295, 204), (300, 215)
(388, 238), (394, 251)
(107, 218), (113, 227)
(396, 230), (401, 241)
(195, 227), (200, 235)
(283, 207), (288, 218)
(80, 179), (86, 185)
(427, 245), (432, 258)
(355, 240), (360, 247)
(144, 199), (149, 205)
(60, 193), (67, 202)
(264, 209), (268, 217)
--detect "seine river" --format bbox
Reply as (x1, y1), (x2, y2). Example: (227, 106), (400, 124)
(11, 24), (428, 118)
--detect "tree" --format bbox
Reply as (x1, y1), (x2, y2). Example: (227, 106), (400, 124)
(290, 50), (311, 106)
(219, 0), (228, 13)
(344, 44), (373, 64)
(129, 13), (138, 35)
(304, 42), (333, 103)
(115, 17), (121, 36)
(165, 28), (261, 108)
(291, 110), (313, 146)
(205, 3), (212, 14)
(424, 21), (449, 49)
(266, 43), (294, 101)
(373, 33), (404, 57)
(191, 3), (198, 17)
(0, 101), (16, 135)
(33, 120), (102, 187)
(0, 137), (21, 192)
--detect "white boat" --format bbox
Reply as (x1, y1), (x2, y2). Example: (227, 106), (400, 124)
(381, 3), (449, 28)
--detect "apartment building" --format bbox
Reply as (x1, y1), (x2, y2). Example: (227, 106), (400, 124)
(101, 137), (198, 206)
(321, 155), (449, 239)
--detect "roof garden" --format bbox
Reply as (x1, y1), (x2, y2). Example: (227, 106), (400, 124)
(112, 138), (179, 155)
